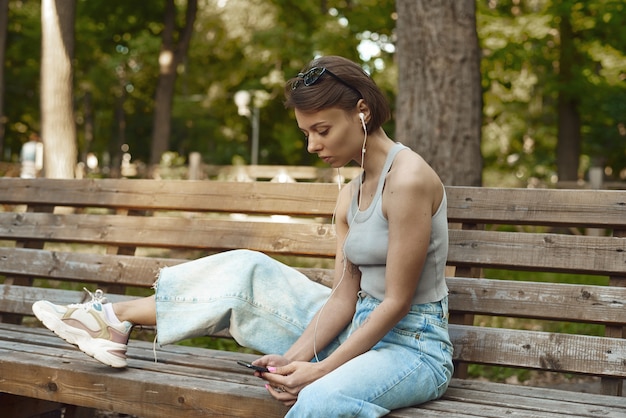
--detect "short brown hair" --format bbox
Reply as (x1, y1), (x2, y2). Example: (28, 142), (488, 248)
(285, 56), (391, 132)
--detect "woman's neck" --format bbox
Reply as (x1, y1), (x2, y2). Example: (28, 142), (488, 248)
(360, 130), (395, 177)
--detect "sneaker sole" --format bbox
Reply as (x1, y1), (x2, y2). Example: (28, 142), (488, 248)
(33, 302), (128, 368)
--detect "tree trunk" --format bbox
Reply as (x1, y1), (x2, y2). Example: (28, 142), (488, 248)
(395, 0), (483, 186)
(556, 9), (581, 182)
(0, 0), (9, 159)
(149, 0), (197, 168)
(41, 0), (77, 178)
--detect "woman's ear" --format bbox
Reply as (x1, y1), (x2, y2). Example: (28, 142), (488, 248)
(356, 99), (370, 123)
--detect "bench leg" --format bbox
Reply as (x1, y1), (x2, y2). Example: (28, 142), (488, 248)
(64, 405), (99, 418)
(0, 393), (63, 418)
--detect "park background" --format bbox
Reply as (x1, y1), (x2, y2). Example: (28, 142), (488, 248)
(0, 0), (624, 188)
(1, 0), (625, 390)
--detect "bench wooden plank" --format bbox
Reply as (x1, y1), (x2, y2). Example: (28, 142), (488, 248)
(204, 164), (361, 182)
(448, 229), (626, 275)
(5, 215), (626, 274)
(0, 212), (336, 257)
(447, 378), (626, 408)
(0, 348), (289, 418)
(446, 187), (626, 228)
(4, 274), (626, 326)
(0, 248), (177, 287)
(3, 324), (625, 418)
(1, 178), (339, 216)
(431, 381), (626, 417)
(448, 277), (626, 324)
(450, 324), (626, 377)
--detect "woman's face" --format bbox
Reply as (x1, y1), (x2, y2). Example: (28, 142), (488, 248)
(295, 107), (362, 168)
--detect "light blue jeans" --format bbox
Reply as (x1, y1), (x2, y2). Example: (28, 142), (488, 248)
(154, 249), (453, 417)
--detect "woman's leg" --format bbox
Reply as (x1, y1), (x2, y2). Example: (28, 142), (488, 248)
(113, 295), (157, 326)
(33, 249), (334, 367)
(286, 294), (453, 418)
(153, 249), (332, 354)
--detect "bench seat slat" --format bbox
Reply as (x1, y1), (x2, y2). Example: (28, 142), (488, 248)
(415, 398), (608, 418)
(2, 323), (624, 418)
(447, 187), (626, 228)
(447, 378), (626, 409)
(426, 382), (626, 417)
(0, 347), (289, 418)
(448, 229), (626, 275)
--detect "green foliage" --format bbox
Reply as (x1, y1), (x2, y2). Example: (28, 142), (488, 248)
(4, 0), (625, 181)
(4, 0), (42, 156)
(478, 0), (626, 187)
(177, 336), (258, 353)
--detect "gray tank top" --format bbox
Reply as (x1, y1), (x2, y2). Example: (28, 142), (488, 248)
(343, 143), (449, 305)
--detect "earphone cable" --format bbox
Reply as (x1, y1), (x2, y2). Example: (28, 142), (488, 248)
(313, 115), (367, 362)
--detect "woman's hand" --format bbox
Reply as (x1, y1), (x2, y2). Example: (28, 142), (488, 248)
(252, 354), (290, 371)
(261, 361), (328, 406)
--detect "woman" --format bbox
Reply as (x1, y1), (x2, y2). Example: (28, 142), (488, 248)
(33, 55), (453, 417)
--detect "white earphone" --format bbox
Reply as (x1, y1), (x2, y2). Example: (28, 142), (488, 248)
(358, 112), (366, 130)
(358, 112), (367, 158)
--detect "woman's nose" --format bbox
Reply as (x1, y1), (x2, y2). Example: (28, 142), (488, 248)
(307, 135), (322, 153)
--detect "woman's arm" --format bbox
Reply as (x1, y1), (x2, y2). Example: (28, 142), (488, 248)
(280, 182), (361, 362)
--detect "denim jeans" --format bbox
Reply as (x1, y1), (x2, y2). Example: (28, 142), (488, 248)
(154, 249), (453, 417)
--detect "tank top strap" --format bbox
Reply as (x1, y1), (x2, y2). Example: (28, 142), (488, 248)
(374, 142), (408, 194)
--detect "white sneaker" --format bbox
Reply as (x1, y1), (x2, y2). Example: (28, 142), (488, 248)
(32, 289), (132, 368)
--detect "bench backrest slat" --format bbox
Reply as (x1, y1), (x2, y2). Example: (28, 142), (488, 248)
(447, 187), (626, 228)
(0, 213), (336, 257)
(448, 229), (626, 276)
(450, 324), (626, 377)
(1, 178), (339, 215)
(448, 277), (626, 324)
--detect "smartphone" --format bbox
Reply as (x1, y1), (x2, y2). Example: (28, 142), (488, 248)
(237, 360), (270, 373)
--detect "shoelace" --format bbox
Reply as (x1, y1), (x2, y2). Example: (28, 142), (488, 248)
(69, 287), (108, 310)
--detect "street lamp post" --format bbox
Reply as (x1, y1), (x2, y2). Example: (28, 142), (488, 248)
(251, 106), (259, 166)
(234, 90), (260, 165)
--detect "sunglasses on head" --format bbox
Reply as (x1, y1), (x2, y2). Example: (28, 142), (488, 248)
(292, 67), (362, 98)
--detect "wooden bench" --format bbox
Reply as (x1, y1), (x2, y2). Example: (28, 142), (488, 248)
(0, 177), (625, 417)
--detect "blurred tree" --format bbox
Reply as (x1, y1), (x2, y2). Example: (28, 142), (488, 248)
(4, 0), (41, 161)
(479, 0), (626, 187)
(555, 1), (581, 182)
(0, 0), (7, 157)
(41, 0), (77, 178)
(74, 1), (164, 175)
(149, 0), (197, 167)
(395, 0), (483, 186)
